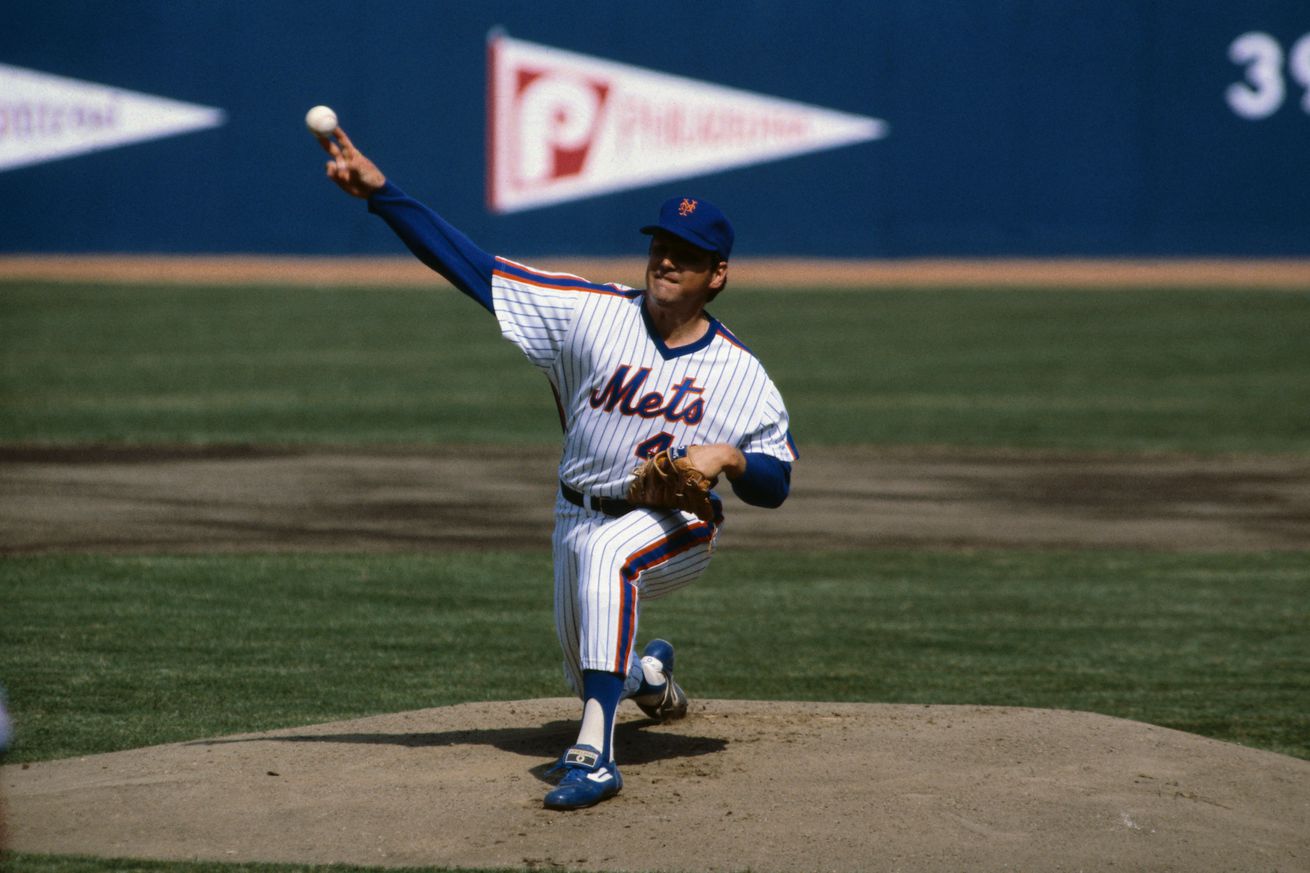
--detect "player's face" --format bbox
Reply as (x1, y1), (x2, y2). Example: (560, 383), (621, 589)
(645, 232), (728, 310)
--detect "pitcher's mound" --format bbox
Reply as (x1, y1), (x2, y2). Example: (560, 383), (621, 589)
(6, 699), (1307, 872)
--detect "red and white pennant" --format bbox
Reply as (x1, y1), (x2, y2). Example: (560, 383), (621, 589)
(486, 32), (887, 213)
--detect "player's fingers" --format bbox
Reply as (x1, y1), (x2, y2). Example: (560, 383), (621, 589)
(314, 134), (337, 157)
(335, 127), (359, 156)
(327, 158), (351, 183)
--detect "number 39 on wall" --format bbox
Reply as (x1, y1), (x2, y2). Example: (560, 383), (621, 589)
(1227, 31), (1310, 120)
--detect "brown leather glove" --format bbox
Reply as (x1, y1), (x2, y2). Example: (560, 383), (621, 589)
(627, 448), (718, 524)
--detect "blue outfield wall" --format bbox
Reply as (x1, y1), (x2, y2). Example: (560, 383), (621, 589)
(1, 1), (1307, 257)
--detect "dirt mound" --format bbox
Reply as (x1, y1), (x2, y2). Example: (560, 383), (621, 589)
(6, 699), (1307, 872)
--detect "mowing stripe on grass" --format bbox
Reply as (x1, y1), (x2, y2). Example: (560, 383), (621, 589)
(2, 550), (1305, 763)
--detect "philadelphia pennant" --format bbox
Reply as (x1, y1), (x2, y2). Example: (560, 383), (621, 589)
(487, 32), (888, 213)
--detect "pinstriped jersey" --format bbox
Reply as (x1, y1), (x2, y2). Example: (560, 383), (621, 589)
(491, 257), (797, 498)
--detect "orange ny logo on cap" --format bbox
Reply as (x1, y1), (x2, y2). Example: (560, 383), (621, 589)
(678, 198), (698, 216)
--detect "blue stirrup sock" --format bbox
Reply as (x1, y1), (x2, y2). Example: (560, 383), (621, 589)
(577, 669), (626, 762)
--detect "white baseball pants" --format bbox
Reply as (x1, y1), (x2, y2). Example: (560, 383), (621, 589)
(551, 495), (717, 696)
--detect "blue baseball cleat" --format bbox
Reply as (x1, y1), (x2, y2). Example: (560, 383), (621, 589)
(632, 638), (689, 721)
(543, 744), (623, 810)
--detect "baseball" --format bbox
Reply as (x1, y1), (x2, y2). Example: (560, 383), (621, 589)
(305, 105), (338, 136)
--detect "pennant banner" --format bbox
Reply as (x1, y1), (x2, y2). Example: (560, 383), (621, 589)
(487, 33), (887, 213)
(0, 64), (225, 173)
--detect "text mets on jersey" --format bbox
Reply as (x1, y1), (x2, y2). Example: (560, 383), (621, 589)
(590, 365), (706, 424)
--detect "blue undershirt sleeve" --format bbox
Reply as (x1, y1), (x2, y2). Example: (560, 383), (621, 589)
(366, 180), (495, 313)
(729, 452), (792, 508)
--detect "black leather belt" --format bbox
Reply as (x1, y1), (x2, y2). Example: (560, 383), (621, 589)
(560, 481), (635, 518)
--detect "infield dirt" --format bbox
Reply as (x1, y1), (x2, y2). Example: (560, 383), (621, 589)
(2, 444), (1308, 555)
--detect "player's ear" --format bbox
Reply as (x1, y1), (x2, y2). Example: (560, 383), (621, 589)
(707, 260), (729, 301)
(709, 259), (728, 291)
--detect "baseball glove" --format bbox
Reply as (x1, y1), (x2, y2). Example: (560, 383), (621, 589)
(627, 447), (718, 524)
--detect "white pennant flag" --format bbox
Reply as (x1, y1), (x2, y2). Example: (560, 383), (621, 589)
(487, 32), (887, 213)
(0, 63), (225, 173)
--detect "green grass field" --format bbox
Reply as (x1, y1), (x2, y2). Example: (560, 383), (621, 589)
(2, 280), (1308, 873)
(3, 551), (1307, 765)
(3, 283), (1308, 451)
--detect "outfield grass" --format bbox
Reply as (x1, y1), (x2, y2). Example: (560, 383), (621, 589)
(3, 550), (1306, 765)
(3, 282), (1307, 452)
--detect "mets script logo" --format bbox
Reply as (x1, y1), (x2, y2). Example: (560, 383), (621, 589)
(589, 365), (705, 424)
(678, 198), (698, 216)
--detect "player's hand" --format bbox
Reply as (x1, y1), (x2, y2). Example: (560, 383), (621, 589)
(317, 126), (386, 198)
(685, 444), (747, 481)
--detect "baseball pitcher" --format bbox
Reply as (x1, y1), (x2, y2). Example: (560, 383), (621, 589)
(317, 127), (796, 810)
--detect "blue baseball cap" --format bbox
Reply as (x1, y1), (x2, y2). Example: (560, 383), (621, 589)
(640, 196), (734, 260)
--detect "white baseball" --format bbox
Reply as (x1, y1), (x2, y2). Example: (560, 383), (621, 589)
(305, 105), (338, 136)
